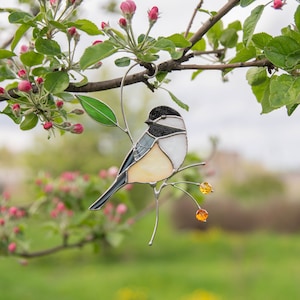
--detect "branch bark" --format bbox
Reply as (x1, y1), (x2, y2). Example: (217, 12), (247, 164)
(15, 235), (97, 258)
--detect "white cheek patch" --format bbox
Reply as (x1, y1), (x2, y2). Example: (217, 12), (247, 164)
(158, 134), (187, 170)
(156, 117), (186, 130)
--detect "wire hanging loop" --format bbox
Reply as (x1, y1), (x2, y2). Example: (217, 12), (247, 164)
(143, 63), (158, 79)
(120, 62), (140, 144)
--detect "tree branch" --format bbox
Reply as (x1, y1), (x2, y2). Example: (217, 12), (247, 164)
(15, 235), (97, 258)
(186, 0), (241, 50)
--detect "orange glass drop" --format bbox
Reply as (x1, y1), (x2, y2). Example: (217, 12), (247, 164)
(199, 182), (213, 194)
(196, 208), (209, 222)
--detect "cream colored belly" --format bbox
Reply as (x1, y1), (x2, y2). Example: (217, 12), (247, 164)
(127, 144), (173, 183)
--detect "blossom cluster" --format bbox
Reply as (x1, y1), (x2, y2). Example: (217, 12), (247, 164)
(0, 191), (26, 255)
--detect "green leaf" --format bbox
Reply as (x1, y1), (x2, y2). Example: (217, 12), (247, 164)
(1, 104), (22, 124)
(251, 77), (270, 104)
(79, 41), (117, 70)
(295, 5), (300, 32)
(166, 34), (191, 48)
(264, 36), (300, 69)
(252, 32), (272, 49)
(8, 11), (33, 24)
(11, 24), (31, 51)
(35, 37), (62, 56)
(228, 21), (242, 31)
(286, 50), (300, 69)
(44, 71), (69, 94)
(155, 71), (168, 83)
(76, 95), (118, 126)
(229, 45), (256, 63)
(246, 67), (267, 86)
(240, 0), (256, 7)
(20, 113), (38, 130)
(243, 5), (264, 47)
(114, 57), (131, 67)
(191, 69), (203, 80)
(191, 38), (206, 51)
(49, 20), (67, 31)
(224, 45), (256, 74)
(136, 53), (159, 62)
(286, 103), (299, 116)
(269, 75), (300, 108)
(207, 20), (223, 49)
(220, 28), (238, 48)
(106, 232), (124, 247)
(166, 90), (189, 111)
(20, 51), (44, 67)
(0, 49), (16, 59)
(0, 65), (16, 82)
(55, 92), (75, 102)
(185, 32), (206, 51)
(154, 38), (176, 52)
(68, 19), (102, 35)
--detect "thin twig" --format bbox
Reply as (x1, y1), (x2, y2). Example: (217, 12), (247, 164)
(184, 0), (204, 38)
(185, 0), (240, 51)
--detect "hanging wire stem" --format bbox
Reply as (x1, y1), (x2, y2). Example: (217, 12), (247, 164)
(177, 162), (206, 173)
(148, 184), (162, 246)
(120, 62), (139, 144)
(170, 183), (201, 210)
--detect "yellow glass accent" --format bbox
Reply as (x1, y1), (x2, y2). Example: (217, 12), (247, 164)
(199, 182), (213, 194)
(196, 208), (209, 222)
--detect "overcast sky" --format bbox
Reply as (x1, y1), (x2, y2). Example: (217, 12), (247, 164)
(1, 0), (300, 171)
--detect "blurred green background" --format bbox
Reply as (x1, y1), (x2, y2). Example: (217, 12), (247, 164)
(1, 99), (300, 300)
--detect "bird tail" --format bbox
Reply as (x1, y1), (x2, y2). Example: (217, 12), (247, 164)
(89, 172), (127, 210)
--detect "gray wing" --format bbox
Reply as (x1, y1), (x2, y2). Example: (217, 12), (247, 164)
(118, 132), (156, 174)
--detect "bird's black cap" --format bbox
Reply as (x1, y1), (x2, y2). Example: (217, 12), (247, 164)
(148, 106), (181, 121)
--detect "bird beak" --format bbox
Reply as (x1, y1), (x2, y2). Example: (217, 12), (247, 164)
(145, 118), (153, 125)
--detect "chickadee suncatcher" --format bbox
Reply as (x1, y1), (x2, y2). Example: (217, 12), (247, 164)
(89, 105), (187, 210)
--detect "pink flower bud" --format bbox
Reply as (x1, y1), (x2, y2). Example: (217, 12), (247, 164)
(92, 40), (103, 45)
(18, 80), (32, 92)
(148, 6), (159, 23)
(13, 226), (21, 234)
(116, 203), (127, 215)
(43, 121), (53, 130)
(36, 77), (44, 84)
(20, 45), (29, 54)
(124, 183), (133, 191)
(70, 123), (84, 134)
(120, 0), (136, 18)
(101, 22), (109, 29)
(12, 103), (20, 112)
(68, 26), (77, 36)
(8, 242), (17, 253)
(103, 202), (114, 215)
(99, 169), (107, 179)
(0, 87), (5, 94)
(12, 103), (21, 117)
(17, 69), (27, 78)
(50, 209), (58, 218)
(56, 202), (65, 212)
(2, 192), (10, 201)
(56, 100), (64, 109)
(44, 184), (53, 193)
(119, 18), (127, 28)
(272, 0), (285, 9)
(108, 166), (118, 177)
(8, 206), (18, 216)
(50, 0), (57, 6)
(0, 218), (5, 226)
